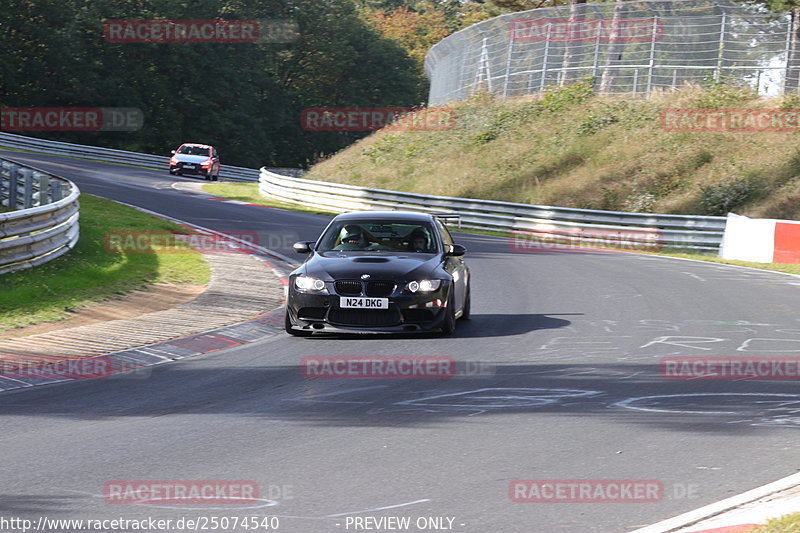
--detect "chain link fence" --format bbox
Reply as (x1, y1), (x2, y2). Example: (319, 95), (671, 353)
(425, 0), (798, 104)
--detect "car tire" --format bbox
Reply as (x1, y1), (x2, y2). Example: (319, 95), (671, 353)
(441, 293), (457, 335)
(460, 285), (471, 321)
(285, 311), (313, 337)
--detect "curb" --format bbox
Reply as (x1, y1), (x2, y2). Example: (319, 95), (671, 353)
(631, 472), (800, 533)
(0, 206), (296, 393)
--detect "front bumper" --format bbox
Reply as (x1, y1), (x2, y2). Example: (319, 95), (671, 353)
(286, 283), (451, 334)
(170, 162), (212, 176)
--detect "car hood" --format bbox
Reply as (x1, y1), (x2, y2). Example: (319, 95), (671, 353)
(173, 154), (209, 163)
(303, 252), (443, 280)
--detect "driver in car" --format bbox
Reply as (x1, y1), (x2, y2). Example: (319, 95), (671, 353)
(408, 228), (429, 252)
(334, 225), (366, 250)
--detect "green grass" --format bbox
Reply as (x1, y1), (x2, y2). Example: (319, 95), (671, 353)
(0, 194), (211, 332)
(648, 250), (800, 276)
(202, 182), (337, 216)
(746, 512), (800, 532)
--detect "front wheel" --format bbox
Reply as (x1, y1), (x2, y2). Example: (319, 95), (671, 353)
(460, 285), (471, 321)
(440, 298), (456, 336)
(285, 311), (312, 337)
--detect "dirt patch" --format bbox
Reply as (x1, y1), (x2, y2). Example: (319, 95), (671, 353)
(0, 283), (207, 339)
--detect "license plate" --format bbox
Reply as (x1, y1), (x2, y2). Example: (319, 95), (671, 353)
(340, 297), (388, 309)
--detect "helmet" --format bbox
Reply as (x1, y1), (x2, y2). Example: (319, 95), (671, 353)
(341, 225), (362, 244)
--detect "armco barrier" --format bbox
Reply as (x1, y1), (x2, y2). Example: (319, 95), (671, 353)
(0, 132), (301, 181)
(259, 169), (726, 252)
(0, 158), (80, 274)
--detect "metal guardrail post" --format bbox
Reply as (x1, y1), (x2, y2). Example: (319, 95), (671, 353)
(21, 169), (34, 209)
(7, 165), (18, 209)
(50, 179), (63, 202)
(37, 173), (50, 205)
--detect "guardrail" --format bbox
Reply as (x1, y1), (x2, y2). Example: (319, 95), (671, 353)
(0, 132), (302, 181)
(259, 169), (726, 252)
(0, 158), (80, 275)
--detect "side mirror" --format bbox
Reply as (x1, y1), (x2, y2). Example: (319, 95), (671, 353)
(445, 244), (466, 257)
(293, 241), (313, 254)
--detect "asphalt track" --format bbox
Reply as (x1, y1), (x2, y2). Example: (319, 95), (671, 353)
(2, 150), (800, 533)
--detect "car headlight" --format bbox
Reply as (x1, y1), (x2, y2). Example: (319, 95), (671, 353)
(406, 279), (441, 293)
(295, 275), (327, 292)
(201, 159), (213, 166)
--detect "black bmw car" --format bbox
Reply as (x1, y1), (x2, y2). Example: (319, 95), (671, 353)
(285, 211), (470, 336)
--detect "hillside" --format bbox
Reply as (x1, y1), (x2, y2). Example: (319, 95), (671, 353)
(307, 80), (800, 220)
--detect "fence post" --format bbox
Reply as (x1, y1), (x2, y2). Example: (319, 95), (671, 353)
(503, 32), (516, 97)
(646, 16), (659, 95)
(540, 23), (552, 92)
(784, 11), (795, 95)
(715, 12), (727, 83)
(22, 169), (34, 209)
(592, 20), (602, 79)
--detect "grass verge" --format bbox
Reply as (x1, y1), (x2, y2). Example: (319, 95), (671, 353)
(202, 182), (337, 216)
(0, 194), (211, 332)
(746, 512), (800, 532)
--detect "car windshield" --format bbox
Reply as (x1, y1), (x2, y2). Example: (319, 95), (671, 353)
(317, 220), (438, 253)
(177, 146), (210, 156)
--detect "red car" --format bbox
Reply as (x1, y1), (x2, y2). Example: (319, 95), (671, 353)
(169, 143), (220, 180)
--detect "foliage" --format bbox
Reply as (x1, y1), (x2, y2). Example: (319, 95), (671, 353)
(693, 75), (758, 109)
(699, 178), (759, 215)
(780, 92), (800, 110)
(577, 114), (618, 135)
(749, 512), (800, 532)
(361, 2), (450, 69)
(0, 0), (426, 168)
